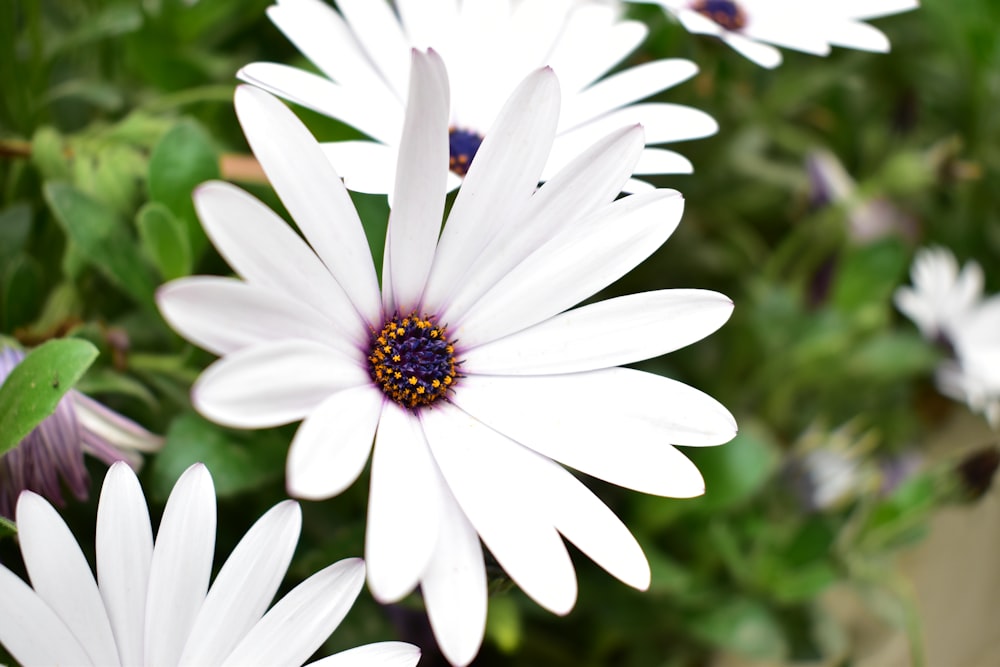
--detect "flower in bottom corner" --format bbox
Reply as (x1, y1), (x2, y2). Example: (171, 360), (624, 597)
(0, 344), (163, 519)
(0, 461), (420, 667)
(158, 50), (736, 665)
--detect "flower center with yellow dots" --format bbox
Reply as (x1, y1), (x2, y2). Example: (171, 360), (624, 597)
(691, 0), (747, 31)
(368, 313), (459, 409)
(449, 127), (483, 176)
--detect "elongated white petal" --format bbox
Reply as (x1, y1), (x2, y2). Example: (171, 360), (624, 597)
(396, 0), (458, 49)
(463, 289), (733, 375)
(454, 190), (684, 348)
(420, 487), (487, 667)
(388, 49), (449, 311)
(441, 125), (644, 325)
(634, 147), (694, 175)
(17, 493), (120, 666)
(0, 564), (94, 667)
(453, 369), (737, 496)
(179, 501), (302, 666)
(562, 59), (699, 130)
(97, 462), (153, 667)
(422, 404), (578, 614)
(221, 559), (365, 667)
(548, 6), (646, 94)
(158, 277), (345, 357)
(321, 141), (401, 196)
(144, 464), (216, 667)
(237, 63), (400, 145)
(560, 103), (718, 153)
(825, 20), (890, 52)
(366, 402), (442, 602)
(422, 67), (561, 312)
(722, 32), (784, 69)
(234, 85), (382, 325)
(192, 181), (369, 349)
(308, 642), (421, 667)
(286, 385), (383, 500)
(193, 339), (368, 429)
(336, 0), (412, 98)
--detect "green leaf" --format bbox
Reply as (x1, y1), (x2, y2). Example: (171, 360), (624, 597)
(683, 423), (782, 513)
(485, 595), (523, 654)
(0, 204), (33, 269)
(847, 331), (939, 381)
(136, 202), (192, 280)
(831, 239), (907, 315)
(44, 182), (157, 307)
(688, 598), (787, 660)
(150, 413), (286, 501)
(0, 339), (99, 456)
(0, 515), (16, 539)
(31, 126), (70, 181)
(148, 120), (219, 257)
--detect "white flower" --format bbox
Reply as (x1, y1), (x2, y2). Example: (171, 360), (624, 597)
(936, 298), (1000, 429)
(158, 51), (736, 666)
(894, 246), (984, 343)
(0, 461), (420, 667)
(628, 0), (919, 68)
(237, 0), (717, 195)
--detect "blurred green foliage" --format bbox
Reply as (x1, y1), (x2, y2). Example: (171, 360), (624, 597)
(0, 0), (998, 666)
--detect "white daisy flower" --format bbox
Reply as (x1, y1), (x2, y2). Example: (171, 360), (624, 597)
(628, 0), (919, 68)
(894, 246), (984, 344)
(159, 51), (736, 666)
(936, 298), (1000, 429)
(237, 0), (717, 195)
(0, 461), (420, 667)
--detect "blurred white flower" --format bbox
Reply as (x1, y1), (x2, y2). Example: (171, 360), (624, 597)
(0, 461), (420, 667)
(238, 0), (717, 195)
(0, 345), (163, 519)
(628, 0), (919, 68)
(159, 51), (736, 665)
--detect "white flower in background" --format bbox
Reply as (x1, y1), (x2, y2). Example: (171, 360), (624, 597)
(159, 51), (736, 665)
(0, 461), (420, 667)
(0, 344), (163, 519)
(628, 0), (919, 68)
(896, 247), (1000, 429)
(238, 0), (717, 194)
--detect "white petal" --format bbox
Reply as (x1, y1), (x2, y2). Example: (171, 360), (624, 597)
(634, 147), (694, 175)
(547, 6), (647, 94)
(321, 141), (399, 195)
(840, 0), (918, 20)
(454, 190), (684, 348)
(234, 85), (382, 325)
(193, 339), (368, 429)
(422, 403), (578, 615)
(442, 124), (644, 326)
(179, 501), (302, 666)
(388, 49), (449, 311)
(420, 487), (487, 667)
(562, 59), (699, 130)
(558, 102), (718, 152)
(286, 385), (383, 500)
(335, 0), (412, 99)
(144, 464), (216, 667)
(16, 493), (120, 666)
(453, 369), (737, 496)
(396, 0), (458, 49)
(308, 642), (421, 667)
(237, 63), (401, 145)
(422, 67), (561, 313)
(97, 462), (154, 667)
(366, 402), (442, 603)
(221, 558), (365, 667)
(0, 564), (94, 667)
(157, 277), (347, 357)
(192, 181), (369, 348)
(673, 7), (726, 36)
(463, 289), (733, 375)
(825, 20), (891, 52)
(722, 32), (784, 69)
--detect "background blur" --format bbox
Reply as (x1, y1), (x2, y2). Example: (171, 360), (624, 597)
(1, 1), (998, 665)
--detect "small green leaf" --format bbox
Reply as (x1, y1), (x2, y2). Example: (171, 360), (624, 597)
(485, 596), (523, 654)
(151, 413), (286, 501)
(688, 599), (787, 660)
(31, 126), (70, 181)
(0, 339), (99, 456)
(136, 202), (191, 281)
(0, 515), (16, 539)
(44, 182), (157, 307)
(148, 120), (219, 257)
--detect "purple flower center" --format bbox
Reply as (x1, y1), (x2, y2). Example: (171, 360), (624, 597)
(368, 313), (459, 409)
(691, 0), (748, 31)
(448, 127), (483, 177)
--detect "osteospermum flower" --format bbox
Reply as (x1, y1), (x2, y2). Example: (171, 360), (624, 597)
(628, 0), (919, 68)
(0, 461), (420, 667)
(238, 0), (717, 194)
(158, 51), (736, 665)
(0, 344), (163, 519)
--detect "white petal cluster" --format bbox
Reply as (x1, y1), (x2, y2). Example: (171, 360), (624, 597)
(896, 247), (1000, 428)
(238, 0), (717, 194)
(159, 50), (736, 665)
(0, 462), (420, 667)
(630, 0), (919, 68)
